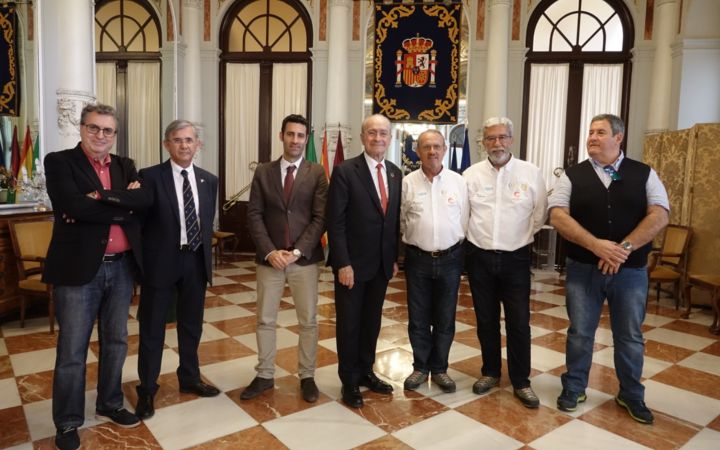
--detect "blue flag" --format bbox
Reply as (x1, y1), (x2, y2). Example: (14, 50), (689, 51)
(401, 134), (419, 174)
(460, 128), (471, 173)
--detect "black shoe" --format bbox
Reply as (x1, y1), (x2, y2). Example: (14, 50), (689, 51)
(240, 377), (274, 400)
(135, 394), (155, 420)
(300, 377), (319, 403)
(557, 389), (586, 412)
(359, 372), (393, 394)
(95, 407), (141, 428)
(341, 384), (363, 408)
(55, 426), (79, 450)
(616, 395), (654, 424)
(179, 381), (220, 397)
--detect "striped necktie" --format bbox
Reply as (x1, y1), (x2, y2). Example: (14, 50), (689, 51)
(181, 169), (201, 251)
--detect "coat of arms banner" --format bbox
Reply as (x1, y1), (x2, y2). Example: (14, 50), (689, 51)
(373, 1), (461, 124)
(0, 3), (19, 116)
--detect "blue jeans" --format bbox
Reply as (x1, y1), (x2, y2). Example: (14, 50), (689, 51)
(562, 258), (648, 401)
(52, 256), (135, 429)
(405, 244), (463, 373)
(465, 243), (532, 388)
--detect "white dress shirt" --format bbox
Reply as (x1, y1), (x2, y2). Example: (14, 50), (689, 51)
(401, 167), (469, 251)
(280, 155), (302, 186)
(464, 156), (548, 251)
(170, 160), (201, 246)
(364, 151), (388, 201)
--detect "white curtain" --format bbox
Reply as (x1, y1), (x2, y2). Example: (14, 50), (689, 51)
(95, 63), (117, 154)
(225, 63), (260, 201)
(127, 62), (161, 170)
(577, 64), (623, 163)
(526, 64), (569, 191)
(271, 64), (307, 160)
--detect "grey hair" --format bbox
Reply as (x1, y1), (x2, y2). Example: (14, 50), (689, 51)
(361, 114), (391, 134)
(417, 129), (446, 148)
(591, 114), (625, 136)
(482, 117), (514, 137)
(164, 120), (199, 141)
(81, 103), (117, 126)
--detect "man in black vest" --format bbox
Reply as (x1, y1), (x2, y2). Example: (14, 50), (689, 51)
(549, 114), (669, 424)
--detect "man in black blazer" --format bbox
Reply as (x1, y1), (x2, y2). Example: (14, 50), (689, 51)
(242, 114), (327, 403)
(326, 114), (402, 408)
(43, 103), (151, 450)
(134, 120), (220, 419)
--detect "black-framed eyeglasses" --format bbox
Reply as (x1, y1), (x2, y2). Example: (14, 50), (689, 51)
(483, 135), (511, 144)
(603, 165), (622, 181)
(84, 124), (117, 137)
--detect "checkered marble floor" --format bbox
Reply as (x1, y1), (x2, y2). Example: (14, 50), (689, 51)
(1, 253), (719, 449)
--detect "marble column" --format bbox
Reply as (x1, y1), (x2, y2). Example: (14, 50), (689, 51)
(483, 0), (511, 119)
(324, 0), (352, 166)
(182, 0), (205, 166)
(646, 0), (680, 133)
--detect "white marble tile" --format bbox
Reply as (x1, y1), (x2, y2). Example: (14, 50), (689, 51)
(411, 368), (479, 409)
(201, 305), (254, 322)
(538, 305), (569, 319)
(678, 352), (720, 377)
(4, 442), (34, 450)
(385, 286), (402, 295)
(526, 345), (566, 372)
(643, 328), (715, 351)
(145, 395), (257, 449)
(23, 398), (55, 441)
(528, 372), (613, 417)
(318, 337), (337, 354)
(0, 337), (7, 356)
(447, 341), (479, 364)
(241, 281), (257, 290)
(682, 311), (714, 327)
(264, 401), (385, 450)
(318, 281), (335, 292)
(0, 377), (22, 409)
(121, 349), (179, 383)
(317, 294), (335, 305)
(591, 347), (672, 378)
(162, 322), (229, 348)
(394, 410), (522, 450)
(233, 327), (299, 354)
(126, 318), (140, 336)
(642, 313), (676, 327)
(530, 324), (555, 338)
(128, 304), (139, 319)
(679, 428), (720, 450)
(529, 419), (651, 450)
(220, 291), (257, 305)
(318, 272), (335, 282)
(201, 355), (267, 393)
(455, 320), (474, 333)
(213, 267), (254, 277)
(530, 282), (562, 293)
(379, 316), (399, 327)
(382, 300), (400, 309)
(10, 348), (96, 376)
(210, 276), (236, 286)
(313, 363), (342, 400)
(644, 380), (720, 426)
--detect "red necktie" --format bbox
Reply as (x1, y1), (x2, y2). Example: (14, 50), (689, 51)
(376, 163), (388, 215)
(284, 165), (295, 247)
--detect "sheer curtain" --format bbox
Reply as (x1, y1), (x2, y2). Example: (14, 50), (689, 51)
(95, 63), (117, 154)
(577, 64), (623, 163)
(526, 64), (569, 191)
(127, 62), (161, 170)
(225, 63), (260, 201)
(271, 63), (307, 160)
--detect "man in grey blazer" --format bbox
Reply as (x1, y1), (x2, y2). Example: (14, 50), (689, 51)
(242, 114), (328, 402)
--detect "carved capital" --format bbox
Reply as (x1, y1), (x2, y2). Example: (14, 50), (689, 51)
(56, 89), (95, 137)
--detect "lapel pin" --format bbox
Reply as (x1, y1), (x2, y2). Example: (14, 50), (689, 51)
(200, 178), (205, 183)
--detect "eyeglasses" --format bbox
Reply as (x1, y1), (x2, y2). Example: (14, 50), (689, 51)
(483, 135), (511, 144)
(84, 124), (116, 137)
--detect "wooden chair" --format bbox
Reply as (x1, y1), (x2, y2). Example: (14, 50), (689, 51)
(683, 274), (720, 334)
(8, 216), (55, 333)
(212, 230), (238, 267)
(647, 224), (692, 309)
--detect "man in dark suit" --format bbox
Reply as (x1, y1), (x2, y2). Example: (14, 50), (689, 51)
(134, 120), (220, 419)
(326, 114), (402, 408)
(242, 114), (327, 403)
(44, 103), (151, 450)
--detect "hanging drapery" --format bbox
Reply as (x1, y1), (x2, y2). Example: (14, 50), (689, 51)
(127, 61), (161, 169)
(577, 64), (624, 163)
(0, 4), (19, 116)
(95, 62), (118, 154)
(225, 63), (259, 201)
(271, 63), (307, 160)
(526, 64), (569, 192)
(373, 1), (461, 123)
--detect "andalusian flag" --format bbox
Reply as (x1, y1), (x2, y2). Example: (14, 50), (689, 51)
(306, 129), (317, 163)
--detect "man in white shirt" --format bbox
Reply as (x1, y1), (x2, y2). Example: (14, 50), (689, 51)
(401, 130), (469, 393)
(463, 117), (547, 408)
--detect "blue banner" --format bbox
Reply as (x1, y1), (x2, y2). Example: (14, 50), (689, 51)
(0, 3), (19, 116)
(373, 1), (461, 124)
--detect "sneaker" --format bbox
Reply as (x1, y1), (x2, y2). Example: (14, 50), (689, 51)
(55, 426), (79, 450)
(404, 370), (428, 390)
(514, 386), (540, 408)
(472, 376), (499, 395)
(615, 396), (654, 424)
(557, 389), (587, 412)
(95, 407), (141, 428)
(431, 372), (456, 393)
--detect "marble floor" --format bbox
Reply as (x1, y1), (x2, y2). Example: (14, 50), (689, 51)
(0, 253), (719, 449)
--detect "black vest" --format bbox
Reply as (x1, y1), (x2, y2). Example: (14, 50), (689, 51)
(565, 158), (651, 268)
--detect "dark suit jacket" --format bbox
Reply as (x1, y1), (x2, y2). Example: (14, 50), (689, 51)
(326, 153), (402, 281)
(43, 144), (152, 285)
(247, 157), (328, 265)
(138, 161), (218, 287)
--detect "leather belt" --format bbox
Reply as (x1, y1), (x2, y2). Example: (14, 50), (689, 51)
(103, 251), (129, 262)
(479, 244), (529, 254)
(407, 241), (462, 258)
(180, 244), (202, 251)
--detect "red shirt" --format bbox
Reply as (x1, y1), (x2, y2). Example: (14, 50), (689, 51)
(84, 152), (131, 254)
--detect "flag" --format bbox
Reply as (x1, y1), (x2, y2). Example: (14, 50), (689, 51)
(19, 126), (33, 178)
(306, 129), (317, 163)
(449, 141), (458, 172)
(0, 133), (4, 169)
(10, 126), (20, 178)
(32, 134), (39, 176)
(333, 130), (345, 168)
(459, 128), (471, 173)
(320, 130), (330, 180)
(401, 134), (419, 174)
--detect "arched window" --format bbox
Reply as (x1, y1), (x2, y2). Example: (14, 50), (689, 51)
(219, 0), (312, 249)
(95, 0), (162, 169)
(521, 0), (634, 190)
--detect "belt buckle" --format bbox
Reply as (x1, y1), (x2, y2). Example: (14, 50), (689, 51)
(430, 250), (442, 258)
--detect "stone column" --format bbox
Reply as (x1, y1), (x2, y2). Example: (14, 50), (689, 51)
(182, 0), (205, 165)
(483, 0), (511, 118)
(646, 0), (680, 133)
(324, 0), (352, 167)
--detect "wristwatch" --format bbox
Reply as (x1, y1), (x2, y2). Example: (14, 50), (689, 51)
(292, 248), (302, 258)
(620, 241), (633, 252)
